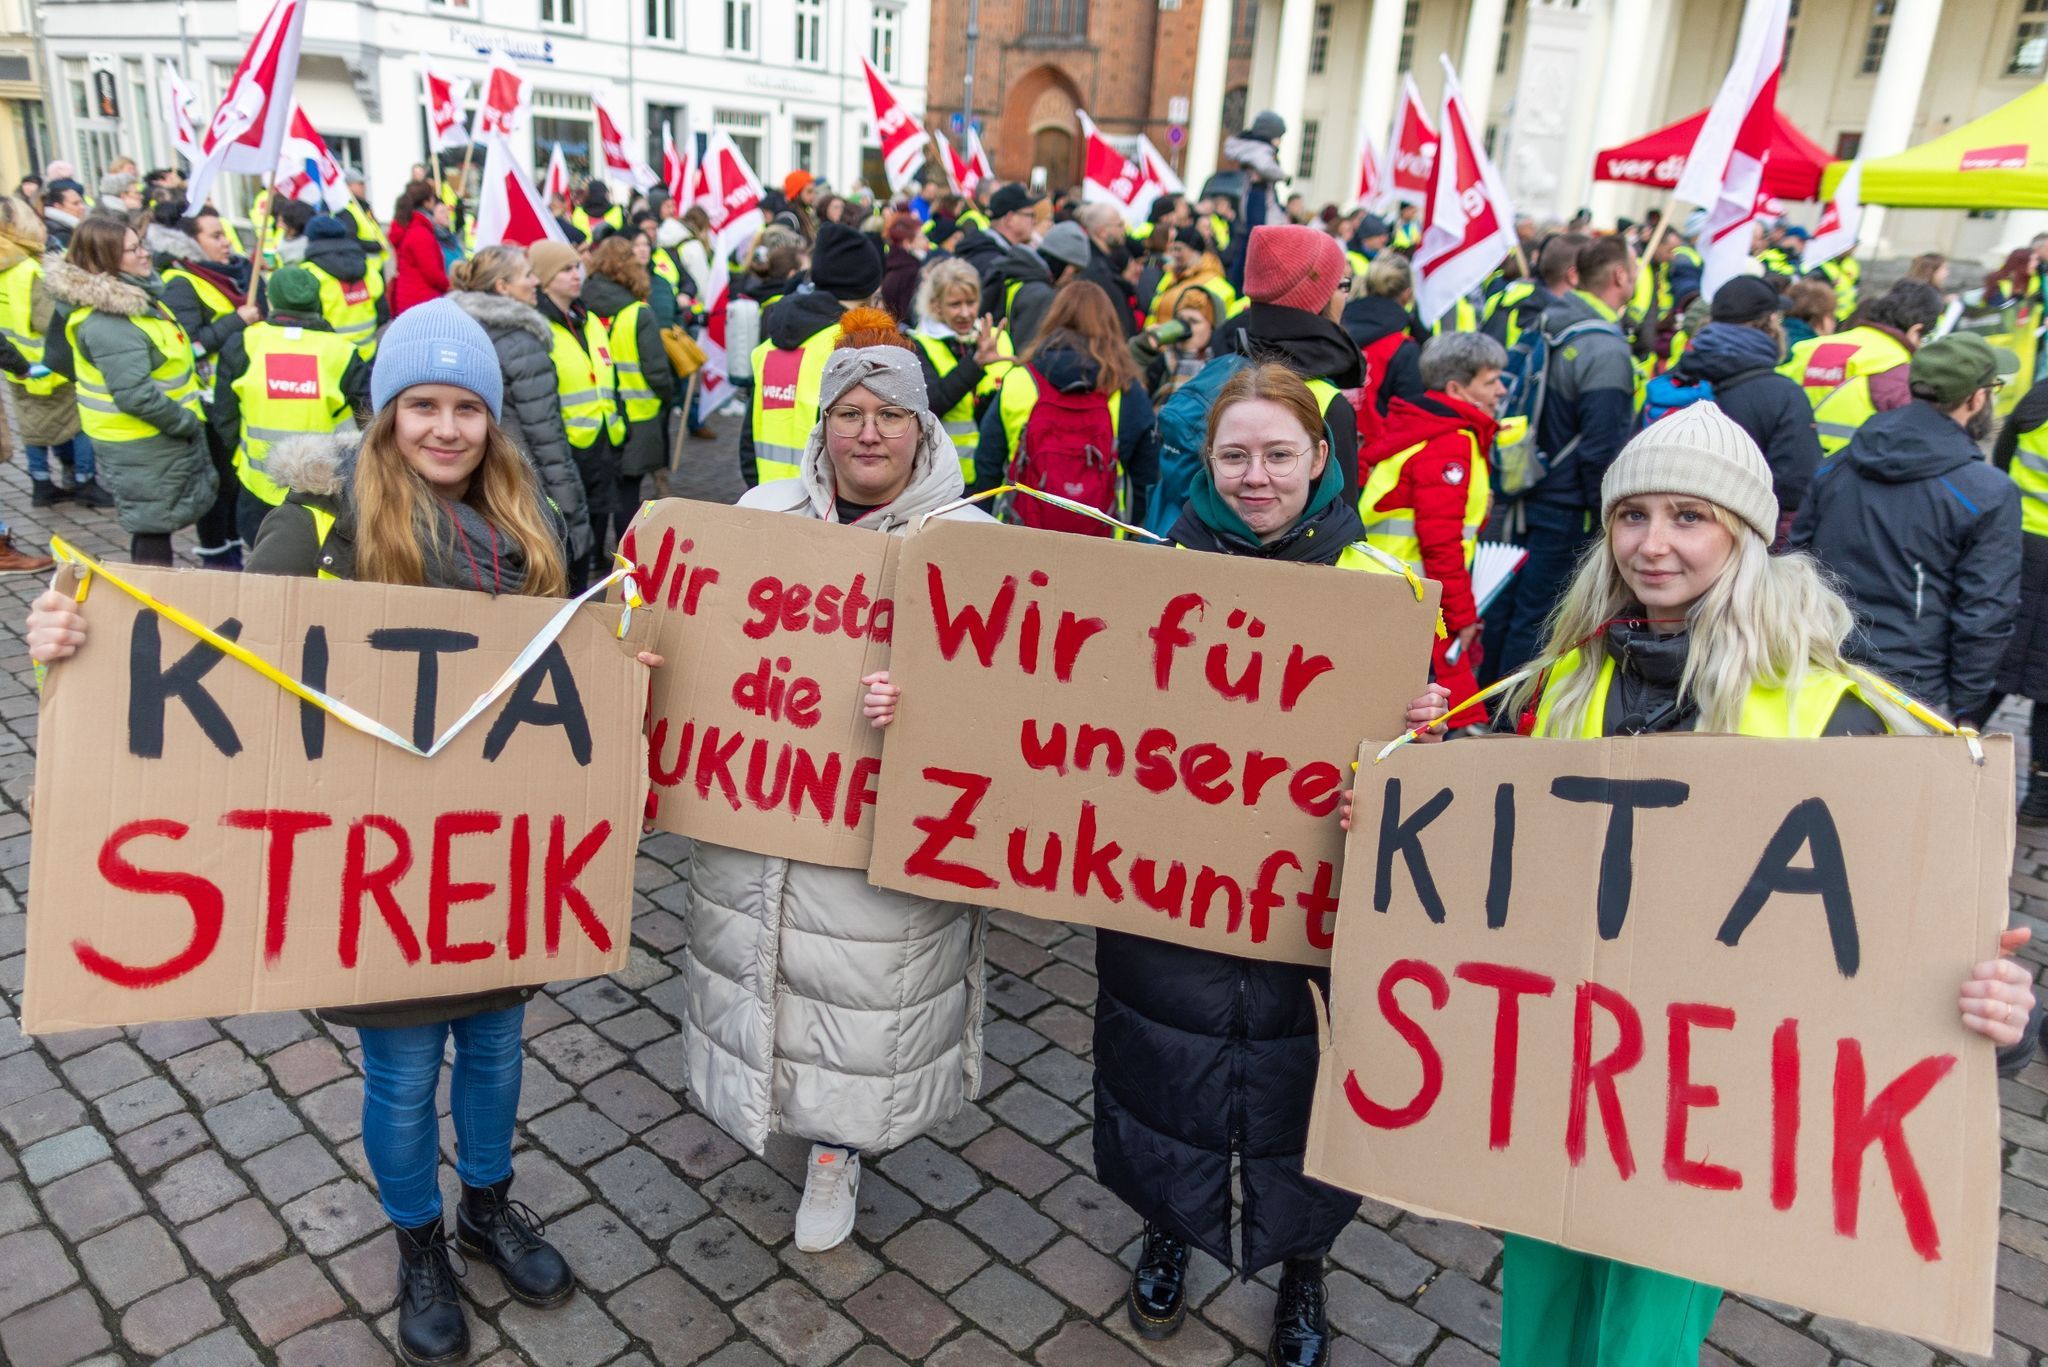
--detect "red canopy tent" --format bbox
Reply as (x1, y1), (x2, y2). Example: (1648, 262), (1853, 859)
(1593, 107), (1836, 201)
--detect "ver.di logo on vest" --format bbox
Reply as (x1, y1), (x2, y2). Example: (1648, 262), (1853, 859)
(263, 352), (322, 401)
(760, 348), (804, 410)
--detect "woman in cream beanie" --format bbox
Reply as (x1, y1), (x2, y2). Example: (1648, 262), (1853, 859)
(1390, 399), (2040, 1363)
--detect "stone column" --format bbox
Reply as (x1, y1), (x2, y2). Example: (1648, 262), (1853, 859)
(1855, 0), (1943, 253)
(1183, 0), (1238, 189)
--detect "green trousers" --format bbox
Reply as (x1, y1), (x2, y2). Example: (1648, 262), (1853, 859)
(1499, 1234), (1722, 1366)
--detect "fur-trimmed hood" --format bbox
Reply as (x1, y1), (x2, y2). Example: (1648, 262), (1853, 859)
(262, 433), (354, 499)
(41, 256), (156, 315)
(144, 221), (207, 265)
(447, 289), (551, 348)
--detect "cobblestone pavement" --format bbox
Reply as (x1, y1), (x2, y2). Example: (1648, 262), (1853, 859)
(0, 422), (2045, 1366)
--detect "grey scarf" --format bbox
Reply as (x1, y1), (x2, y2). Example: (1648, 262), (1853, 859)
(420, 496), (530, 595)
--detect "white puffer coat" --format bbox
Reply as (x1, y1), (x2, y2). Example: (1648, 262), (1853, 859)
(681, 394), (993, 1155)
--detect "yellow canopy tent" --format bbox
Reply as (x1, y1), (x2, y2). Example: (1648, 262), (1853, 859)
(1820, 84), (2048, 208)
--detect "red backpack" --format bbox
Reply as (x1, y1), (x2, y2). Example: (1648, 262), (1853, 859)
(1349, 331), (1409, 446)
(1006, 367), (1122, 537)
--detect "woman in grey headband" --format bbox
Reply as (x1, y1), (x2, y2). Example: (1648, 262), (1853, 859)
(674, 307), (995, 1254)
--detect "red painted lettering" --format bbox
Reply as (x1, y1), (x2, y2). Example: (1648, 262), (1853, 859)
(1567, 981), (1642, 1178)
(1832, 1038), (1954, 1260)
(928, 563), (1015, 666)
(429, 811), (502, 964)
(904, 768), (999, 890)
(340, 815), (421, 968)
(1454, 962), (1556, 1150)
(220, 808), (331, 965)
(1344, 958), (1449, 1128)
(73, 820), (225, 989)
(544, 816), (614, 955)
(1664, 1001), (1741, 1191)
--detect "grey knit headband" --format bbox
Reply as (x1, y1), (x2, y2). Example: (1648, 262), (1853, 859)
(818, 346), (930, 415)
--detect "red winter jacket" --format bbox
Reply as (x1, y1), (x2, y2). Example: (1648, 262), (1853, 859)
(390, 214), (450, 317)
(1358, 392), (1497, 632)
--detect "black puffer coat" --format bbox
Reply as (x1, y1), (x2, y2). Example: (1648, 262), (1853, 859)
(1667, 322), (1821, 512)
(447, 290), (595, 566)
(1996, 378), (2048, 699)
(1093, 487), (1366, 1276)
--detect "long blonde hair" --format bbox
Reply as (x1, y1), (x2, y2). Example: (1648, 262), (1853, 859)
(353, 404), (568, 596)
(1504, 504), (1861, 735)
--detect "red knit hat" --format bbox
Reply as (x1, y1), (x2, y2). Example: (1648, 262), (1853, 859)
(1243, 224), (1347, 313)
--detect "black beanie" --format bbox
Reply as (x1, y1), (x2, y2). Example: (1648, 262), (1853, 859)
(810, 220), (885, 301)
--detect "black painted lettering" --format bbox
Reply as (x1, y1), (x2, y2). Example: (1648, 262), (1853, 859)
(369, 627), (479, 752)
(1550, 777), (1690, 939)
(482, 642), (592, 765)
(1374, 778), (1453, 923)
(128, 613), (242, 759)
(1717, 798), (1859, 976)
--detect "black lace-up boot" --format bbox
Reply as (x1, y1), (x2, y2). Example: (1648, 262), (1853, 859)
(457, 1175), (574, 1307)
(2023, 765), (2048, 826)
(1268, 1255), (1331, 1367)
(1127, 1222), (1191, 1339)
(394, 1219), (468, 1366)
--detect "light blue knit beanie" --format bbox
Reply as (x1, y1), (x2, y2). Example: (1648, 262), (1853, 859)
(370, 298), (503, 420)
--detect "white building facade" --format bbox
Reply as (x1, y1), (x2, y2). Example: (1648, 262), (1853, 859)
(36, 0), (930, 223)
(1183, 0), (2048, 264)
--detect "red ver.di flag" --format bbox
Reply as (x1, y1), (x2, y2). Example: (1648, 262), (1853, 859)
(1679, 0), (1791, 299)
(1412, 56), (1517, 329)
(182, 0), (308, 213)
(471, 58), (530, 145)
(1386, 73), (1437, 208)
(1307, 733), (2012, 1354)
(861, 56), (926, 195)
(1079, 111), (1148, 225)
(595, 96), (661, 192)
(419, 56), (471, 153)
(475, 132), (567, 249)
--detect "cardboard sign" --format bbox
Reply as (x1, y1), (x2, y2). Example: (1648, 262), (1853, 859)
(623, 500), (893, 869)
(1306, 734), (2013, 1352)
(25, 567), (651, 1033)
(870, 519), (1440, 964)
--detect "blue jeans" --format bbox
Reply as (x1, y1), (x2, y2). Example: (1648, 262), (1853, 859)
(1487, 502), (1599, 682)
(355, 1003), (526, 1227)
(25, 433), (93, 482)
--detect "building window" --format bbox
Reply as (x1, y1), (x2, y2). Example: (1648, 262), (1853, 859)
(795, 0), (825, 64)
(1221, 85), (1247, 139)
(871, 6), (901, 74)
(1228, 0), (1256, 55)
(1496, 0), (1517, 74)
(793, 118), (824, 173)
(541, 0), (578, 27)
(716, 110), (765, 174)
(1398, 0), (1420, 73)
(1858, 0), (1892, 74)
(1834, 130), (1862, 160)
(646, 102), (684, 173)
(123, 58), (156, 166)
(1026, 0), (1086, 40)
(327, 134), (365, 179)
(60, 56), (88, 121)
(1298, 119), (1320, 179)
(2010, 0), (2048, 74)
(1782, 0), (1801, 62)
(725, 0), (756, 54)
(532, 90), (594, 185)
(1309, 2), (1331, 74)
(646, 0), (677, 40)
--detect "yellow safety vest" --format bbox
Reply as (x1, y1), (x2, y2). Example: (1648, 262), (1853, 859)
(306, 502), (343, 580)
(1811, 371), (1888, 457)
(913, 329), (1014, 481)
(0, 258), (63, 396)
(572, 205), (625, 238)
(342, 199), (390, 255)
(219, 218), (248, 259)
(1346, 250), (1370, 281)
(651, 251), (682, 294)
(303, 261), (382, 361)
(1813, 257), (1860, 321)
(1355, 431), (1489, 575)
(231, 323), (359, 504)
(1487, 281), (1538, 350)
(67, 306), (203, 443)
(2012, 419), (2048, 540)
(1430, 295), (1478, 336)
(1206, 214), (1232, 253)
(598, 299), (662, 424)
(749, 324), (841, 483)
(1780, 325), (1911, 408)
(549, 311), (625, 449)
(1152, 272), (1237, 323)
(1391, 218), (1421, 251)
(996, 363), (1124, 457)
(160, 265), (235, 346)
(1532, 647), (1870, 741)
(959, 208), (990, 233)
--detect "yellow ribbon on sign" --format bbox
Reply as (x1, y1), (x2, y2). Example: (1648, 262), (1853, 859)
(917, 484), (1170, 541)
(43, 536), (646, 759)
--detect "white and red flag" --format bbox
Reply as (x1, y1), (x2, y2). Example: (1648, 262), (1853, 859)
(419, 56), (471, 152)
(544, 142), (572, 202)
(161, 61), (201, 163)
(275, 104), (350, 211)
(1079, 110), (1149, 225)
(469, 57), (530, 146)
(1355, 129), (1384, 209)
(695, 252), (736, 412)
(703, 130), (765, 255)
(933, 129), (970, 195)
(183, 0), (308, 212)
(861, 56), (926, 194)
(1805, 159), (1862, 271)
(474, 128), (567, 249)
(594, 96), (660, 192)
(661, 123), (692, 206)
(1137, 134), (1184, 201)
(964, 126), (995, 191)
(1413, 56), (1517, 328)
(1683, 0), (1790, 298)
(1386, 73), (1438, 208)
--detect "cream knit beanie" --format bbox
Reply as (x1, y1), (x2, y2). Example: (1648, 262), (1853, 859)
(1599, 402), (1777, 542)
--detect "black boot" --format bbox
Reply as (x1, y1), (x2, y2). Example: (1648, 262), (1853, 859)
(394, 1219), (469, 1366)
(457, 1175), (573, 1307)
(68, 479), (114, 509)
(2024, 770), (2048, 826)
(30, 479), (70, 507)
(1127, 1222), (1190, 1340)
(1268, 1256), (1331, 1367)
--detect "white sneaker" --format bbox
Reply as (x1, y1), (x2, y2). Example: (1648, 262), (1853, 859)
(793, 1144), (860, 1252)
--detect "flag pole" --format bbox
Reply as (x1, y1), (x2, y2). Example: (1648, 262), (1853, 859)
(248, 171), (280, 308)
